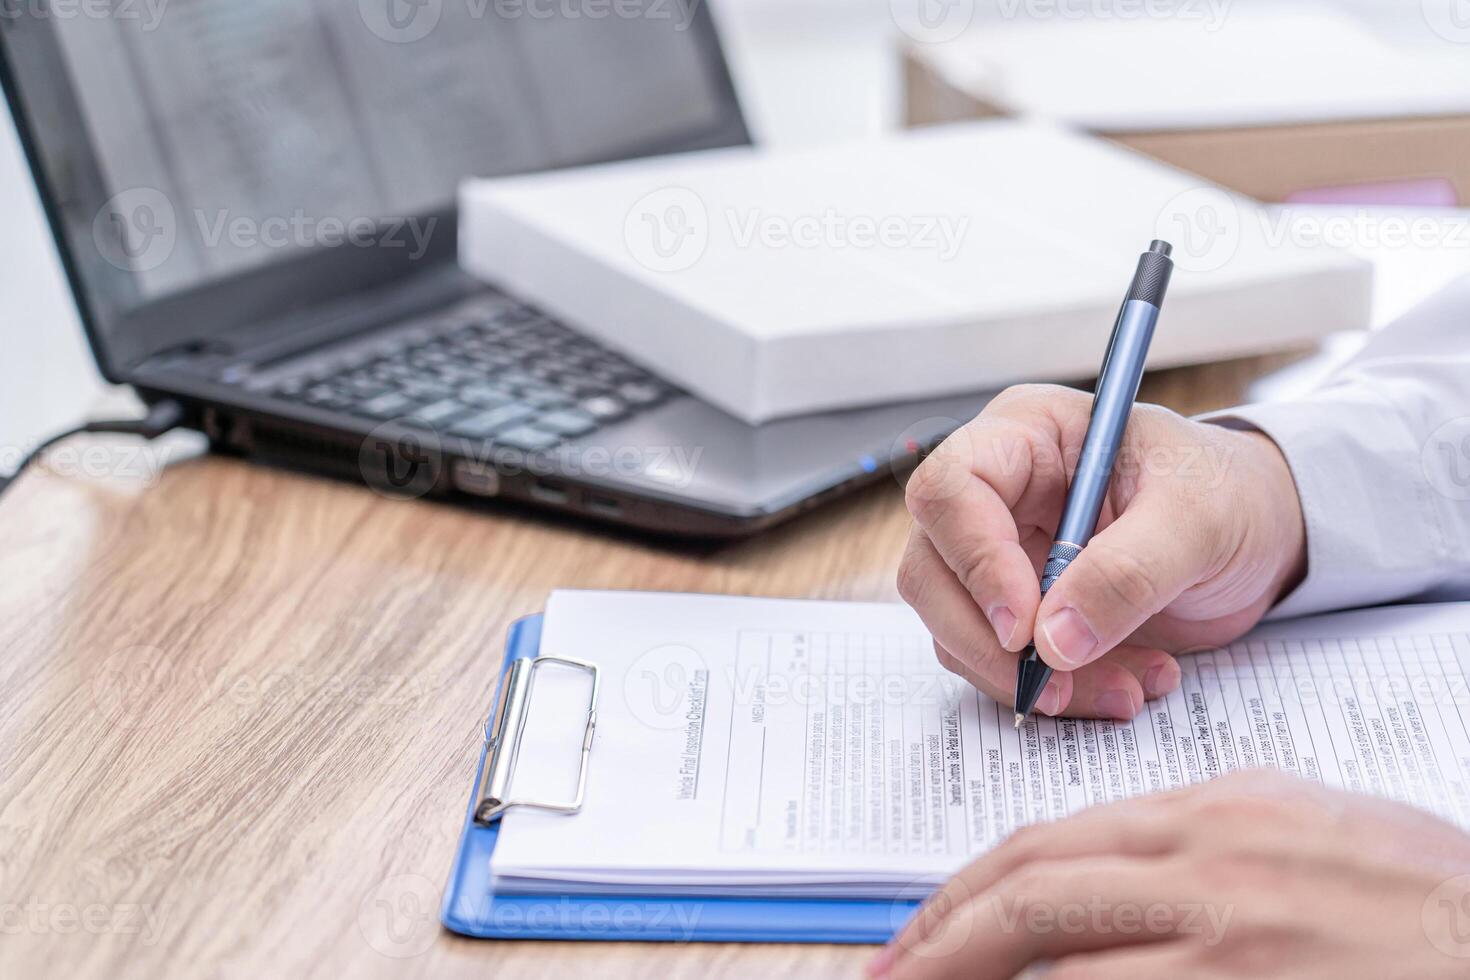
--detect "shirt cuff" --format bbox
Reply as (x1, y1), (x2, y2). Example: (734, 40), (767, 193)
(1199, 388), (1445, 620)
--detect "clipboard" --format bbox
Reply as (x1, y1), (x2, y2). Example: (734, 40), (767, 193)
(440, 614), (922, 943)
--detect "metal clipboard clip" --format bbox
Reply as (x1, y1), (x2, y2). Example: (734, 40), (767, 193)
(474, 655), (600, 826)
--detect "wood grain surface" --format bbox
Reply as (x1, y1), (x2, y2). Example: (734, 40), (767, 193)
(0, 360), (1288, 979)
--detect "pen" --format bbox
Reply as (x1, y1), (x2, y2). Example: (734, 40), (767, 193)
(1013, 239), (1175, 726)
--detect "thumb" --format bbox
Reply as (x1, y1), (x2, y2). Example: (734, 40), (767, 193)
(1033, 501), (1212, 671)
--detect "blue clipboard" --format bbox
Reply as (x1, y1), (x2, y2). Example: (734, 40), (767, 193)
(440, 614), (922, 942)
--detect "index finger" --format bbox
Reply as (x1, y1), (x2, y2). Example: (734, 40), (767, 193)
(884, 791), (1188, 969)
(889, 856), (1197, 980)
(905, 413), (1067, 652)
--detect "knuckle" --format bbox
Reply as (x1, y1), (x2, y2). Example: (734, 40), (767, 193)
(997, 824), (1049, 865)
(905, 445), (969, 518)
(1190, 792), (1292, 831)
(948, 543), (997, 604)
(920, 881), (973, 922)
(988, 383), (1075, 416)
(1192, 793), (1257, 822)
(1212, 768), (1300, 793)
(932, 640), (958, 673)
(895, 551), (931, 608)
(996, 859), (1070, 907)
(903, 474), (939, 523)
(935, 634), (994, 691)
(985, 384), (1045, 414)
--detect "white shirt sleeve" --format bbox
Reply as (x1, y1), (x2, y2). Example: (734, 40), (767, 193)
(1200, 276), (1470, 619)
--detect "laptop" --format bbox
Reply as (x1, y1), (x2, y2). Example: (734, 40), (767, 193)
(0, 2), (988, 537)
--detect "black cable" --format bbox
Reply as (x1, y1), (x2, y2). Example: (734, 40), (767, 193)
(0, 399), (185, 498)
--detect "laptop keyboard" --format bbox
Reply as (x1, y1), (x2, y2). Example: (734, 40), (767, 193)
(264, 301), (679, 453)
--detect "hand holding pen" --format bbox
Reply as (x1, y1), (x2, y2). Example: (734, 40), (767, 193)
(898, 241), (1308, 721)
(1011, 241), (1174, 723)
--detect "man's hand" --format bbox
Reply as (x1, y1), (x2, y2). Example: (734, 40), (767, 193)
(897, 384), (1307, 720)
(871, 771), (1470, 980)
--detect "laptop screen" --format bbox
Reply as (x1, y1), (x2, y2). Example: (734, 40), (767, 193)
(1, 0), (748, 374)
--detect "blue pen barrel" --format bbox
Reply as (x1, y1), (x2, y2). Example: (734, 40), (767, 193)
(1054, 246), (1173, 549)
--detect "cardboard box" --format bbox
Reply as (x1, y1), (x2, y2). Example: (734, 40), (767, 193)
(903, 11), (1470, 204)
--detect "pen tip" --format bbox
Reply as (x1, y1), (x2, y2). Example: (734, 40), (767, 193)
(1013, 713), (1025, 729)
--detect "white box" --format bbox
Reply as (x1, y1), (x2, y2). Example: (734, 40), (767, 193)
(460, 120), (1372, 423)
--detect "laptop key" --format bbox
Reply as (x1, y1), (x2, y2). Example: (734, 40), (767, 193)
(563, 380), (610, 400)
(494, 426), (562, 453)
(302, 384), (349, 407)
(534, 409), (598, 437)
(410, 399), (471, 425)
(431, 365), (479, 385)
(499, 370), (539, 389)
(618, 382), (666, 406)
(359, 391), (418, 419)
(580, 395), (629, 421)
(459, 383), (514, 408)
(518, 386), (573, 409)
(473, 354), (517, 372)
(448, 403), (535, 438)
(346, 378), (391, 400)
(291, 305), (675, 434)
(374, 362), (417, 380)
(400, 379), (453, 402)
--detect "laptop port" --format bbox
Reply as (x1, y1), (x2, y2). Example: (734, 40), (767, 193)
(452, 461), (501, 498)
(583, 494), (623, 518)
(530, 481), (569, 505)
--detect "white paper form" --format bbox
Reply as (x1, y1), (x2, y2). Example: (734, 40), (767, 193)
(491, 593), (1470, 898)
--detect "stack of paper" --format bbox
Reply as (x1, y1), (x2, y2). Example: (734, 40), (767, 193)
(460, 121), (1371, 423)
(489, 591), (1470, 900)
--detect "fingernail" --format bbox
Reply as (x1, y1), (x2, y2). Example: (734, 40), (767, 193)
(986, 605), (1018, 648)
(1036, 679), (1064, 716)
(867, 943), (897, 979)
(1095, 688), (1138, 720)
(1142, 660), (1181, 700)
(1039, 607), (1098, 667)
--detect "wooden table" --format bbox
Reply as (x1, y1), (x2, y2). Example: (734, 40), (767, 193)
(0, 358), (1290, 979)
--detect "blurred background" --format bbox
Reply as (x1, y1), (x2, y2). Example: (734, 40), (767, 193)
(4, 0), (1469, 460)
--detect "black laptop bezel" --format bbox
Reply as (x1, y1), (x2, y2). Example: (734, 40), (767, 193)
(0, 3), (751, 383)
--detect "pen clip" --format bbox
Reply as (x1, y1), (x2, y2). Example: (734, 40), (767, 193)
(1093, 304), (1126, 416)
